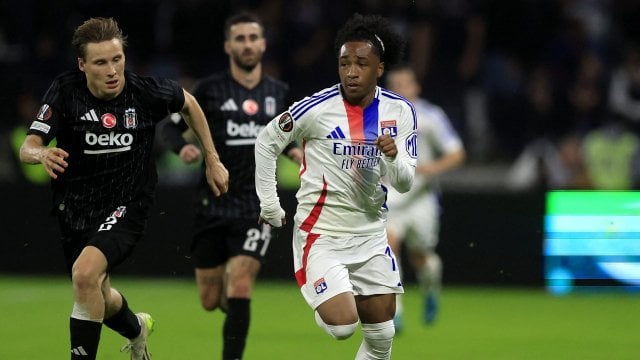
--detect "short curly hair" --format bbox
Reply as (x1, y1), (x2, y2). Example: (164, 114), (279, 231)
(334, 13), (405, 68)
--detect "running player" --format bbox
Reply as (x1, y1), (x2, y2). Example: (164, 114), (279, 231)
(19, 17), (228, 360)
(255, 13), (416, 359)
(159, 12), (301, 360)
(385, 65), (466, 328)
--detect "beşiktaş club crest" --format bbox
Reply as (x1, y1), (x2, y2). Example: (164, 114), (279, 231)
(124, 108), (137, 129)
(265, 96), (276, 116)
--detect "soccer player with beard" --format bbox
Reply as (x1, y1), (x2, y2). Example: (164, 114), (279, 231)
(255, 13), (416, 359)
(160, 12), (301, 360)
(19, 18), (228, 360)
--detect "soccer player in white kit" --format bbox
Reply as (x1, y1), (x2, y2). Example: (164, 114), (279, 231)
(385, 66), (466, 328)
(255, 14), (416, 360)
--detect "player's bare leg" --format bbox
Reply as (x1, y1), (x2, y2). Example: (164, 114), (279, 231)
(69, 246), (108, 359)
(71, 250), (152, 359)
(314, 292), (359, 339)
(195, 265), (225, 311)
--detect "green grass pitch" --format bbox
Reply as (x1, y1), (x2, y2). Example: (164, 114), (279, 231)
(0, 275), (637, 359)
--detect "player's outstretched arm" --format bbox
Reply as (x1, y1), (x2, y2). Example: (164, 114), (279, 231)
(180, 89), (229, 196)
(20, 134), (68, 179)
(254, 118), (289, 228)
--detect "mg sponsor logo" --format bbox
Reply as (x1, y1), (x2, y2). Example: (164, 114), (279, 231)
(84, 131), (133, 154)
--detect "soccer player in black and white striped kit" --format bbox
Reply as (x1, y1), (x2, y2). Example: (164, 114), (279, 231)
(20, 17), (228, 360)
(160, 12), (301, 360)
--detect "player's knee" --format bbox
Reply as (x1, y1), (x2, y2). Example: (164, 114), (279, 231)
(201, 301), (218, 312)
(362, 320), (395, 341)
(200, 293), (222, 311)
(427, 252), (442, 272)
(226, 281), (253, 299)
(328, 322), (359, 340)
(357, 321), (395, 359)
(71, 268), (100, 293)
(315, 311), (358, 340)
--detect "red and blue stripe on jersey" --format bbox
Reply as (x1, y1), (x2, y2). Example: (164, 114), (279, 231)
(295, 97), (382, 287)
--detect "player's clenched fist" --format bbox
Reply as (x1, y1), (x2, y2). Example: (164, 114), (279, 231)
(374, 134), (397, 158)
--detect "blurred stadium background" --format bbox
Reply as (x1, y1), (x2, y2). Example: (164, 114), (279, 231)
(2, 1), (639, 359)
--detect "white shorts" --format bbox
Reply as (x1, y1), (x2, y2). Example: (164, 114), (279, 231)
(386, 192), (440, 251)
(293, 227), (404, 310)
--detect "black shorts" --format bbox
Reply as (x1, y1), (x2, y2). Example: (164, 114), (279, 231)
(59, 199), (151, 275)
(191, 218), (272, 268)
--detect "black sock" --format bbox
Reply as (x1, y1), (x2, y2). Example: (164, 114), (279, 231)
(70, 318), (102, 360)
(222, 298), (251, 360)
(103, 295), (141, 339)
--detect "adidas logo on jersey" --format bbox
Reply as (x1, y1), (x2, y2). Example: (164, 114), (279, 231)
(326, 126), (346, 139)
(220, 99), (238, 111)
(80, 109), (99, 122)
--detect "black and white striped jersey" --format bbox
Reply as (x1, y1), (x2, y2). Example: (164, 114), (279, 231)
(161, 70), (289, 223)
(28, 70), (184, 230)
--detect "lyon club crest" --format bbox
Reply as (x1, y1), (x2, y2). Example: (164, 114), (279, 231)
(380, 120), (398, 137)
(124, 108), (137, 129)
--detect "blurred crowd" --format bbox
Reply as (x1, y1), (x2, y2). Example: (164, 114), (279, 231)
(3, 0), (640, 190)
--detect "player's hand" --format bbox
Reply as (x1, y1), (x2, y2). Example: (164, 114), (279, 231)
(374, 134), (397, 158)
(205, 158), (229, 197)
(258, 203), (286, 228)
(179, 144), (202, 164)
(287, 147), (304, 165)
(40, 147), (69, 179)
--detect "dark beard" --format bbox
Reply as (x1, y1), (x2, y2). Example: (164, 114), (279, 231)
(238, 62), (257, 72)
(233, 56), (258, 72)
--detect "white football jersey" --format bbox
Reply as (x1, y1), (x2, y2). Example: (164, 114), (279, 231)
(256, 84), (417, 236)
(386, 97), (463, 208)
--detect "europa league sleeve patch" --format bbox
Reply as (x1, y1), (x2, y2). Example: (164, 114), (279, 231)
(278, 112), (294, 132)
(36, 104), (52, 121)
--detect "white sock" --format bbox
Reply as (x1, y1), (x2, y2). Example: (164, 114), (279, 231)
(355, 320), (395, 360)
(417, 253), (442, 296)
